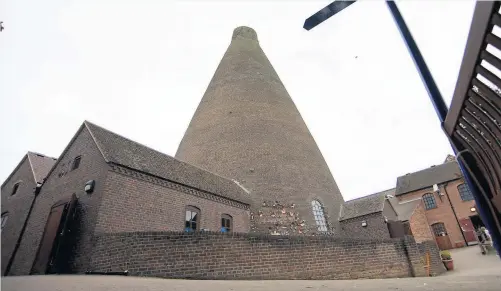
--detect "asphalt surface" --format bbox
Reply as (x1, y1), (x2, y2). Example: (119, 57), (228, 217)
(3, 274), (501, 291)
(3, 247), (500, 291)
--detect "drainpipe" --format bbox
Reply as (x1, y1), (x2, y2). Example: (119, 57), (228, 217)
(442, 181), (468, 246)
(4, 180), (44, 276)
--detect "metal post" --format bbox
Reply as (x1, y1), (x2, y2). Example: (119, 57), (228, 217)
(386, 1), (448, 122)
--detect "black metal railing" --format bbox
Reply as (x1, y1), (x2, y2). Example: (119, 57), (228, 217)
(444, 1), (501, 251)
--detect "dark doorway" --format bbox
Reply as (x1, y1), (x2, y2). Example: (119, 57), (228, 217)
(387, 220), (406, 238)
(30, 194), (77, 275)
(470, 215), (485, 230)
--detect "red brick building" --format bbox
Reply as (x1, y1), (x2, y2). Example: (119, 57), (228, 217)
(395, 156), (480, 250)
(339, 189), (434, 244)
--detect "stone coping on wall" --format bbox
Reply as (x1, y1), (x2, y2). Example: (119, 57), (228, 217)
(94, 230), (402, 243)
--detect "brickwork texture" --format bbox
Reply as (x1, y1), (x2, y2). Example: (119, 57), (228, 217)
(175, 27), (344, 235)
(417, 240), (447, 276)
(95, 171), (250, 233)
(9, 127), (111, 275)
(1, 157), (37, 275)
(340, 212), (390, 239)
(398, 180), (475, 248)
(89, 232), (426, 280)
(409, 202), (434, 243)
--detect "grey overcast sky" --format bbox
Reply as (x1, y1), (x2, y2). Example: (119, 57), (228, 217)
(0, 0), (476, 201)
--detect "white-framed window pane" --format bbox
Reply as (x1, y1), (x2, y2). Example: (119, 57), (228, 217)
(311, 200), (328, 232)
(458, 184), (474, 201)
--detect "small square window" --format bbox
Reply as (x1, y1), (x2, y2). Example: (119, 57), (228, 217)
(221, 214), (233, 233)
(71, 156), (81, 171)
(422, 193), (437, 210)
(11, 183), (20, 196)
(185, 206), (200, 232)
(458, 184), (474, 201)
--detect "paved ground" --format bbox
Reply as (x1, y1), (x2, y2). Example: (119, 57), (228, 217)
(444, 244), (500, 276)
(3, 247), (500, 291)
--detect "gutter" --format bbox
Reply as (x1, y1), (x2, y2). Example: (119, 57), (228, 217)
(4, 180), (43, 276)
(442, 181), (468, 246)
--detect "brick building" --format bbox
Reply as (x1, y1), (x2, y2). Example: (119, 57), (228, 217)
(339, 189), (434, 243)
(339, 189), (397, 239)
(2, 121), (251, 275)
(1, 26), (445, 279)
(1, 152), (56, 275)
(342, 156), (478, 250)
(175, 26), (344, 235)
(395, 157), (480, 250)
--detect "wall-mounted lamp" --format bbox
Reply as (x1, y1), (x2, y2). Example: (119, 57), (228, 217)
(84, 180), (95, 194)
(470, 207), (477, 213)
(361, 220), (367, 227)
(34, 181), (43, 195)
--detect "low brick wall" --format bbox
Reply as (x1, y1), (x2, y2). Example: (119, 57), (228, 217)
(89, 232), (426, 280)
(418, 240), (446, 276)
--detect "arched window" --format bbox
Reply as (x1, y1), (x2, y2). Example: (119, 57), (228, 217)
(11, 182), (20, 196)
(71, 156), (82, 171)
(221, 214), (233, 233)
(311, 200), (328, 232)
(431, 222), (447, 237)
(422, 193), (437, 210)
(185, 206), (200, 232)
(458, 183), (474, 201)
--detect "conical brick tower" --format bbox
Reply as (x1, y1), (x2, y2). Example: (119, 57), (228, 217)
(176, 26), (344, 234)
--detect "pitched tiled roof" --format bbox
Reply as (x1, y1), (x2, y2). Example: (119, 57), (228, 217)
(27, 152), (57, 183)
(395, 161), (463, 196)
(1, 152), (56, 189)
(84, 121), (251, 205)
(339, 188), (395, 221)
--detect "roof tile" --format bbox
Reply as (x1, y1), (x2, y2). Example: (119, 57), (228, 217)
(84, 121), (251, 205)
(395, 161), (462, 196)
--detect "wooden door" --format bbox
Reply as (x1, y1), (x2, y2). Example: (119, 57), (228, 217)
(435, 234), (453, 250)
(31, 194), (77, 274)
(431, 222), (453, 250)
(459, 217), (477, 244)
